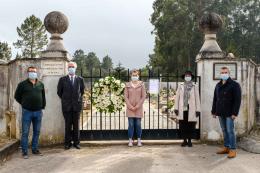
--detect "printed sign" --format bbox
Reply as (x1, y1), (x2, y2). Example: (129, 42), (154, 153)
(41, 61), (65, 76)
(149, 79), (160, 94)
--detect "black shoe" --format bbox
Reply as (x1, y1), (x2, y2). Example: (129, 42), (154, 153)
(181, 139), (188, 147)
(64, 143), (72, 150)
(74, 144), (81, 149)
(64, 145), (71, 150)
(22, 152), (29, 159)
(32, 150), (43, 156)
(187, 139), (193, 147)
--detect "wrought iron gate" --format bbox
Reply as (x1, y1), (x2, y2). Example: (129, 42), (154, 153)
(80, 69), (201, 140)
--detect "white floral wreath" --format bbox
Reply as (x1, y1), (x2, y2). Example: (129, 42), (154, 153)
(92, 76), (125, 113)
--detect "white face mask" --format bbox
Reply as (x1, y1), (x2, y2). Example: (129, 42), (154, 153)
(185, 76), (192, 82)
(131, 76), (139, 81)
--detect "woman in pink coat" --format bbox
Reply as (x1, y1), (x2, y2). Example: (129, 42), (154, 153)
(124, 69), (146, 147)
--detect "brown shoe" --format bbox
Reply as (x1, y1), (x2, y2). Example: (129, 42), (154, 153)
(227, 150), (237, 158)
(216, 147), (230, 154)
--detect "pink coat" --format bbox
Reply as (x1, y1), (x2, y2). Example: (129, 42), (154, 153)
(124, 81), (146, 118)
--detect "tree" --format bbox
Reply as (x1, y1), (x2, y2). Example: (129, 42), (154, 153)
(85, 52), (101, 76)
(73, 49), (86, 76)
(113, 61), (128, 81)
(150, 0), (260, 74)
(13, 15), (48, 58)
(0, 41), (12, 61)
(15, 53), (22, 59)
(101, 55), (113, 74)
(72, 49), (119, 77)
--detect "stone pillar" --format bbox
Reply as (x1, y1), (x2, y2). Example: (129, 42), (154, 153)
(196, 13), (257, 142)
(38, 11), (71, 145)
(256, 66), (260, 124)
(0, 60), (9, 135)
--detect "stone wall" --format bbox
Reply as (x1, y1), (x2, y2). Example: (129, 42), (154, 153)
(0, 63), (9, 135)
(256, 65), (260, 123)
(0, 57), (69, 145)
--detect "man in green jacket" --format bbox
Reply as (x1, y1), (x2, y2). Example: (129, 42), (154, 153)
(15, 66), (46, 159)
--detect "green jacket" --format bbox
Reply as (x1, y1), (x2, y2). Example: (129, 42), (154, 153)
(15, 79), (46, 111)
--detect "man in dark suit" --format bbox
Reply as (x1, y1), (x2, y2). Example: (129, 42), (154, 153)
(211, 66), (241, 158)
(57, 62), (85, 150)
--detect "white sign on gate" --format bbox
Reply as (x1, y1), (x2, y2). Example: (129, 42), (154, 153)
(149, 79), (160, 95)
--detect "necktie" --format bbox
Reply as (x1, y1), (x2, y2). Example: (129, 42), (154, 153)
(70, 76), (74, 86)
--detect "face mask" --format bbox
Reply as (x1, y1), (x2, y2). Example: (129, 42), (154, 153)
(131, 76), (139, 81)
(28, 72), (37, 80)
(220, 73), (229, 81)
(185, 76), (192, 82)
(68, 67), (76, 75)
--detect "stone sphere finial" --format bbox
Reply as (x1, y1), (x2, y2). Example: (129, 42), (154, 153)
(44, 11), (69, 35)
(199, 12), (223, 34)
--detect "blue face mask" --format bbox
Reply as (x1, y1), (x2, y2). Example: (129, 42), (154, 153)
(28, 72), (37, 80)
(220, 73), (229, 81)
(131, 76), (139, 81)
(68, 67), (76, 75)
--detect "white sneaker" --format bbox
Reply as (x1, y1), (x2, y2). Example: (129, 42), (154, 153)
(128, 139), (133, 147)
(137, 139), (142, 147)
(128, 142), (133, 147)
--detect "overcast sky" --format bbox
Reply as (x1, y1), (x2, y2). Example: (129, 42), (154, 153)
(0, 0), (155, 69)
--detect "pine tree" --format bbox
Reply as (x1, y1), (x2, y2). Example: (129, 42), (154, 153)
(101, 55), (113, 74)
(13, 15), (48, 58)
(0, 41), (12, 61)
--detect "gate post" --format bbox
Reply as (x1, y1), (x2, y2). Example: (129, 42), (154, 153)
(196, 13), (257, 142)
(38, 11), (71, 145)
(196, 13), (224, 142)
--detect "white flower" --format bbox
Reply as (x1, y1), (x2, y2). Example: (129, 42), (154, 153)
(115, 80), (120, 84)
(92, 77), (125, 113)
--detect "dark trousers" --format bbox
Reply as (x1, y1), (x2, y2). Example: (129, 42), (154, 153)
(63, 111), (80, 146)
(179, 111), (196, 139)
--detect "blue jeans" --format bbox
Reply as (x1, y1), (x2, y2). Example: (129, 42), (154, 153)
(218, 116), (236, 149)
(128, 118), (142, 139)
(21, 108), (42, 154)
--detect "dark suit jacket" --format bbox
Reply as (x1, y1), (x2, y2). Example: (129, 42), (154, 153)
(57, 75), (85, 113)
(211, 77), (241, 117)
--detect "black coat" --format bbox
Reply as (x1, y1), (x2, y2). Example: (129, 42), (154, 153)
(57, 75), (85, 113)
(211, 77), (241, 117)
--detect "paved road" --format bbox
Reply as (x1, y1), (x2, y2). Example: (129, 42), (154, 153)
(1, 144), (260, 173)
